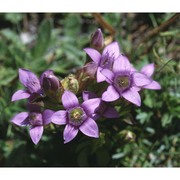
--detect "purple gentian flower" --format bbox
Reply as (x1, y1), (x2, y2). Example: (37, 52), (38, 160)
(11, 68), (43, 102)
(101, 55), (152, 106)
(51, 90), (101, 144)
(140, 63), (161, 90)
(83, 91), (119, 120)
(11, 109), (54, 144)
(84, 41), (120, 83)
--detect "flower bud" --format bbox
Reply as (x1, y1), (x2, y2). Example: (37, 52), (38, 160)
(61, 74), (79, 94)
(42, 75), (59, 92)
(90, 28), (104, 51)
(42, 74), (62, 99)
(116, 130), (136, 143)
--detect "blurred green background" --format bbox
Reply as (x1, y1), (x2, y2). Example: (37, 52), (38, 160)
(0, 13), (179, 167)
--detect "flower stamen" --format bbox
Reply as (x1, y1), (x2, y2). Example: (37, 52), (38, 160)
(68, 107), (86, 126)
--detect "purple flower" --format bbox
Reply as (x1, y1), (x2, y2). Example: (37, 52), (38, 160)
(140, 63), (161, 90)
(101, 55), (152, 106)
(84, 41), (120, 83)
(11, 68), (43, 102)
(83, 91), (119, 120)
(11, 109), (54, 144)
(51, 90), (101, 143)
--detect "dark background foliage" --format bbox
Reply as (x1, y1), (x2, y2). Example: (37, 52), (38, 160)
(0, 13), (179, 167)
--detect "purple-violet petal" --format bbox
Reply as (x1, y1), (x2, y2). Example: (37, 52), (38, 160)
(51, 110), (67, 125)
(140, 63), (154, 77)
(43, 109), (55, 125)
(143, 80), (161, 90)
(113, 55), (131, 73)
(102, 85), (120, 102)
(19, 68), (41, 93)
(79, 117), (99, 138)
(84, 48), (101, 64)
(63, 124), (79, 144)
(81, 98), (101, 116)
(101, 68), (114, 84)
(62, 90), (79, 110)
(104, 106), (119, 118)
(29, 126), (43, 144)
(122, 88), (141, 106)
(91, 113), (101, 120)
(11, 90), (30, 102)
(11, 112), (29, 126)
(97, 67), (107, 83)
(102, 42), (120, 59)
(133, 72), (152, 87)
(82, 91), (97, 101)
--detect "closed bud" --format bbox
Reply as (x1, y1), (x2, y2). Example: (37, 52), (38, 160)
(43, 75), (60, 92)
(42, 74), (62, 100)
(90, 28), (104, 51)
(61, 74), (79, 94)
(117, 130), (136, 143)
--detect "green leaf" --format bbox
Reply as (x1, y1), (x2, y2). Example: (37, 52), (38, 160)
(0, 67), (17, 86)
(161, 113), (173, 127)
(32, 19), (52, 58)
(5, 13), (23, 24)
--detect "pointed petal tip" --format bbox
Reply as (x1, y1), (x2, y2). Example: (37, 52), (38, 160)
(102, 85), (120, 102)
(62, 90), (79, 110)
(29, 126), (43, 145)
(63, 124), (78, 143)
(11, 90), (30, 102)
(122, 89), (141, 107)
(11, 112), (29, 126)
(143, 81), (162, 90)
(79, 118), (99, 138)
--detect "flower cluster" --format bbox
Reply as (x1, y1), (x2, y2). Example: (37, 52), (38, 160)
(11, 28), (161, 144)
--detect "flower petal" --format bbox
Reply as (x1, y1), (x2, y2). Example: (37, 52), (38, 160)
(51, 110), (67, 125)
(11, 112), (29, 126)
(122, 88), (141, 106)
(113, 55), (131, 73)
(133, 72), (152, 86)
(11, 90), (30, 102)
(102, 42), (120, 59)
(104, 106), (119, 118)
(79, 117), (99, 138)
(102, 85), (120, 102)
(84, 48), (101, 64)
(143, 80), (161, 90)
(43, 109), (55, 125)
(91, 113), (101, 120)
(83, 62), (98, 78)
(81, 98), (101, 116)
(62, 90), (79, 109)
(19, 68), (41, 93)
(101, 68), (114, 84)
(63, 124), (78, 144)
(97, 67), (106, 83)
(82, 91), (97, 101)
(29, 126), (43, 144)
(140, 63), (154, 77)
